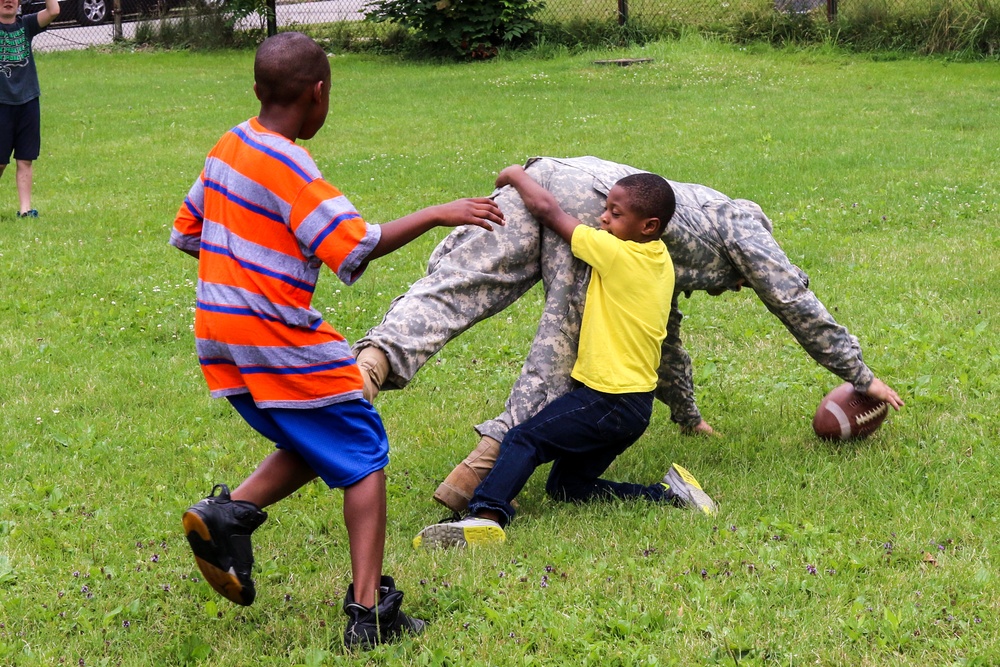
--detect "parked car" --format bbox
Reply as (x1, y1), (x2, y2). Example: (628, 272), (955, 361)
(21, 0), (184, 27)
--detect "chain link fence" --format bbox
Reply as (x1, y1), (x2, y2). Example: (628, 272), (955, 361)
(30, 0), (1000, 53)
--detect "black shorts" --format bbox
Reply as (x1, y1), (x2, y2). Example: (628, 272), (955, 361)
(0, 98), (42, 164)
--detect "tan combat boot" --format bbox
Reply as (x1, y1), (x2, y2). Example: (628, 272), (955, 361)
(356, 347), (390, 403)
(433, 436), (501, 514)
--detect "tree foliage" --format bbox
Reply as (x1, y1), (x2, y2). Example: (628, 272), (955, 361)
(365, 0), (545, 58)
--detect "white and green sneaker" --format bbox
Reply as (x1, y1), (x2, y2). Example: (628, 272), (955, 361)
(662, 464), (717, 516)
(413, 517), (506, 549)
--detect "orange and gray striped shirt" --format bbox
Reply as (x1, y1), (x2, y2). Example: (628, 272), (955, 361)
(170, 117), (380, 409)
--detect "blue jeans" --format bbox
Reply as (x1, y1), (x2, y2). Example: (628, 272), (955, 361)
(467, 385), (670, 527)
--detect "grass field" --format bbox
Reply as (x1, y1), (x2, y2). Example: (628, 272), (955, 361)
(1, 37), (998, 665)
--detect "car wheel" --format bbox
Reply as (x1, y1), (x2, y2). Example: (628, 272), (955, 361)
(78, 0), (110, 25)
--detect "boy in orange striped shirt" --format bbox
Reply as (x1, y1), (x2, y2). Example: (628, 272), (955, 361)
(171, 32), (503, 648)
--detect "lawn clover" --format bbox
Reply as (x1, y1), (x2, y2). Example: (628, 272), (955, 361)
(806, 564), (817, 575)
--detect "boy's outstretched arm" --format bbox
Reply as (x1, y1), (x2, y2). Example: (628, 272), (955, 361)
(37, 0), (61, 27)
(365, 197), (504, 263)
(495, 165), (580, 244)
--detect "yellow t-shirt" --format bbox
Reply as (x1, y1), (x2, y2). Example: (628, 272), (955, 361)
(569, 225), (674, 394)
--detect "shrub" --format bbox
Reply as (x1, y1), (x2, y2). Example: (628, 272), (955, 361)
(365, 0), (546, 58)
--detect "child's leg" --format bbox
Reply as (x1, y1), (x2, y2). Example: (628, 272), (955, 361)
(232, 448), (318, 509)
(413, 388), (611, 549)
(15, 160), (32, 214)
(543, 391), (653, 503)
(466, 387), (605, 525)
(466, 423), (548, 525)
(342, 470), (386, 608)
(547, 455), (668, 503)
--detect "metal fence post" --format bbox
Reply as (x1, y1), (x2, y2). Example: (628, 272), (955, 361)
(617, 0), (628, 25)
(827, 0), (837, 21)
(266, 0), (277, 36)
(113, 0), (122, 40)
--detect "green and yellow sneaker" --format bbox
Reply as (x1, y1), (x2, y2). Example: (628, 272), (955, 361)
(412, 516), (506, 549)
(662, 464), (718, 516)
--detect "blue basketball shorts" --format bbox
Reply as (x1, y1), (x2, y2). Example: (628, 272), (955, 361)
(227, 393), (390, 489)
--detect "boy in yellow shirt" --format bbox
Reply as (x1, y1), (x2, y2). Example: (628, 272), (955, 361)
(414, 164), (716, 548)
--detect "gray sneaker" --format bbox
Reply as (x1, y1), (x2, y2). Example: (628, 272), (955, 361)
(412, 517), (506, 549)
(662, 464), (717, 515)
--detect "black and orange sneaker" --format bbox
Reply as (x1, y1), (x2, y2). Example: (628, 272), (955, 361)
(182, 484), (267, 606)
(343, 576), (426, 648)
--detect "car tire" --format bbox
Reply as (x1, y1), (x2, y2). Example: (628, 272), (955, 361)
(78, 0), (110, 25)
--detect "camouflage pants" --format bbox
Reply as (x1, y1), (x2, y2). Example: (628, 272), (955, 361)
(353, 158), (636, 442)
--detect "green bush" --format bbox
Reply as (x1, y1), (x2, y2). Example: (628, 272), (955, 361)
(365, 0), (546, 58)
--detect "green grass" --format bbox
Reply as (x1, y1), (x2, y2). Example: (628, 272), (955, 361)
(1, 37), (998, 665)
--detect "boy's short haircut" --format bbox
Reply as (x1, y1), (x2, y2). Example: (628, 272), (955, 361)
(254, 32), (331, 105)
(615, 173), (676, 236)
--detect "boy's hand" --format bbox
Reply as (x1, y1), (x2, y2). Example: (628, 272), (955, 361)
(495, 165), (526, 189)
(435, 197), (505, 231)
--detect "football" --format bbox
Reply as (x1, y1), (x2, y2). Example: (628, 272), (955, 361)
(813, 382), (890, 441)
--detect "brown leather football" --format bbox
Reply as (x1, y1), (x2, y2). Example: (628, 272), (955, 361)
(813, 382), (889, 440)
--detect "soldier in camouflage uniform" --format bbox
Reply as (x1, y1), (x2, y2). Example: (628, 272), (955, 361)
(353, 156), (904, 512)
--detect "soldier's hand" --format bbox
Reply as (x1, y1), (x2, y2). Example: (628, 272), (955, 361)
(680, 420), (717, 436)
(866, 377), (904, 410)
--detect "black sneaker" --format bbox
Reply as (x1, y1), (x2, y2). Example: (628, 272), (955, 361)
(343, 575), (426, 648)
(182, 484), (267, 606)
